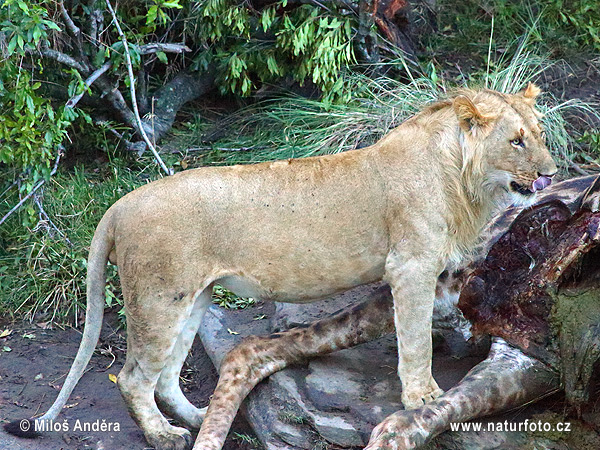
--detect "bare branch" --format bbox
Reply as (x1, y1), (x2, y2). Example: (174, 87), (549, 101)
(569, 161), (590, 176)
(66, 62), (111, 108)
(0, 149), (63, 227)
(94, 119), (147, 154)
(105, 0), (173, 176)
(39, 46), (89, 73)
(356, 0), (380, 64)
(59, 1), (81, 38)
(38, 41), (139, 127)
(139, 43), (191, 55)
(59, 1), (90, 63)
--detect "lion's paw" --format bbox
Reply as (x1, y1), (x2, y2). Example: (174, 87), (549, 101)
(401, 379), (443, 410)
(146, 426), (192, 450)
(365, 412), (426, 450)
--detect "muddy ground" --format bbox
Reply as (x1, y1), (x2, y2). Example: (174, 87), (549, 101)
(4, 303), (600, 450)
(0, 310), (259, 450)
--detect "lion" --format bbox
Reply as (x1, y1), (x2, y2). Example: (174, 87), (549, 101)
(5, 84), (556, 450)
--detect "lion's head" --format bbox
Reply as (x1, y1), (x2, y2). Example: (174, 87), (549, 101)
(452, 83), (558, 207)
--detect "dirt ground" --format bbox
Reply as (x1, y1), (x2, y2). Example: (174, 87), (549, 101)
(0, 311), (259, 450)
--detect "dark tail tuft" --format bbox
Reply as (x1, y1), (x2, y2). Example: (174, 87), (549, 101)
(3, 419), (41, 438)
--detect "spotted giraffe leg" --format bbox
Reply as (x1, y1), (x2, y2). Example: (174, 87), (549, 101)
(193, 286), (396, 450)
(365, 338), (560, 450)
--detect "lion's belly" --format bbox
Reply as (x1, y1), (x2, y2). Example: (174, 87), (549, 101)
(217, 249), (387, 303)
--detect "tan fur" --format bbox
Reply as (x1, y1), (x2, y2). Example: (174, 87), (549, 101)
(36, 86), (556, 450)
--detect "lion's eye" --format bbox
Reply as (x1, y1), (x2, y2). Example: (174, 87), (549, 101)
(511, 137), (524, 147)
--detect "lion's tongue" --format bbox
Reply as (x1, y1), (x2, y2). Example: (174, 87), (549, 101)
(532, 176), (552, 192)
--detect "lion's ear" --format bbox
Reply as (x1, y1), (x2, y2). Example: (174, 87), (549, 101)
(519, 82), (542, 104)
(453, 96), (494, 134)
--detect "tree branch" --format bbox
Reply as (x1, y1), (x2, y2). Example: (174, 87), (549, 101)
(139, 43), (191, 55)
(87, 0), (104, 46)
(38, 5), (209, 149)
(105, 0), (173, 175)
(569, 161), (590, 176)
(59, 1), (89, 63)
(59, 1), (81, 38)
(143, 70), (215, 143)
(356, 0), (380, 64)
(94, 119), (147, 154)
(39, 46), (89, 73)
(66, 61), (111, 108)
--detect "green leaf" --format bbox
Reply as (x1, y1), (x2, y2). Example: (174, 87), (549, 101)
(266, 55), (279, 75)
(32, 27), (42, 43)
(25, 95), (35, 114)
(7, 36), (17, 55)
(156, 51), (168, 64)
(162, 1), (183, 9)
(16, 0), (29, 13)
(43, 20), (61, 31)
(146, 5), (158, 25)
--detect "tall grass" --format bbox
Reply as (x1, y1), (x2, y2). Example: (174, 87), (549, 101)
(0, 164), (148, 324)
(188, 39), (599, 173)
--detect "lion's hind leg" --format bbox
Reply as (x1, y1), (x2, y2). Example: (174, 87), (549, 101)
(118, 288), (204, 450)
(155, 289), (212, 429)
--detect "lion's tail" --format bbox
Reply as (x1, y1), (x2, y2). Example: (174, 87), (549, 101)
(3, 210), (114, 438)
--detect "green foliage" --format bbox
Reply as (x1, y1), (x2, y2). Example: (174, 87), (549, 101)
(212, 285), (255, 310)
(0, 0), (188, 185)
(0, 0), (74, 178)
(544, 0), (600, 51)
(145, 0), (184, 30)
(0, 0), (357, 202)
(193, 0), (355, 102)
(232, 432), (262, 449)
(579, 130), (600, 156)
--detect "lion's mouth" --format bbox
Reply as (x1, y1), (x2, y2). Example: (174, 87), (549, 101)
(510, 176), (553, 197)
(510, 181), (535, 196)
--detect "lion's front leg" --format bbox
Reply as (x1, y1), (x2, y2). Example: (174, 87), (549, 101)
(385, 249), (444, 410)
